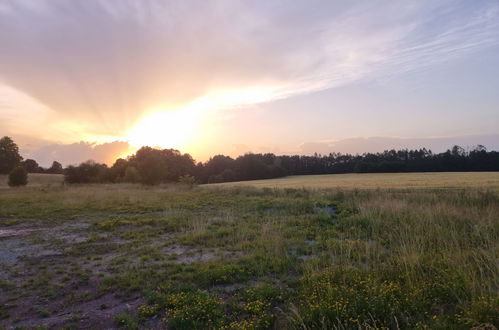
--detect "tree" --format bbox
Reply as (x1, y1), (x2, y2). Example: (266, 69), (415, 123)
(127, 146), (196, 184)
(138, 154), (166, 185)
(110, 158), (129, 182)
(123, 166), (141, 183)
(23, 159), (42, 173)
(64, 161), (109, 183)
(47, 161), (63, 174)
(0, 136), (23, 174)
(8, 166), (28, 187)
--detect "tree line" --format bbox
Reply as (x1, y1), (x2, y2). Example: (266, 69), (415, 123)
(61, 144), (499, 185)
(1, 136), (498, 186)
(0, 137), (63, 175)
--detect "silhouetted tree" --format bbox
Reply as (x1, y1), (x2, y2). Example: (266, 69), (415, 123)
(123, 166), (141, 183)
(23, 159), (42, 173)
(126, 146), (196, 184)
(50, 144), (499, 185)
(110, 158), (129, 182)
(137, 153), (166, 185)
(64, 161), (109, 183)
(47, 161), (63, 174)
(0, 136), (23, 174)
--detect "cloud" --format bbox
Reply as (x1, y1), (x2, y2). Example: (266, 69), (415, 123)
(299, 135), (499, 155)
(0, 0), (498, 142)
(21, 141), (132, 167)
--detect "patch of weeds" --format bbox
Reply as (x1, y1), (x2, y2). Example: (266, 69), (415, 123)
(333, 214), (375, 240)
(115, 313), (138, 329)
(0, 218), (20, 226)
(0, 279), (13, 290)
(36, 307), (50, 318)
(163, 290), (225, 329)
(458, 296), (499, 327)
(97, 216), (156, 231)
(227, 284), (288, 328)
(195, 262), (248, 287)
(0, 304), (10, 320)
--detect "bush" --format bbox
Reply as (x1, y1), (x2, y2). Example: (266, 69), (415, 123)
(8, 166), (28, 187)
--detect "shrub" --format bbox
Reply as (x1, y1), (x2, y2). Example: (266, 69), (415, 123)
(8, 166), (28, 186)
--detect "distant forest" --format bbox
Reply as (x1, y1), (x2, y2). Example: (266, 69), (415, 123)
(1, 136), (499, 185)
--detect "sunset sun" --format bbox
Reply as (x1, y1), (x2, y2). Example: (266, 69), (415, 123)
(126, 108), (200, 150)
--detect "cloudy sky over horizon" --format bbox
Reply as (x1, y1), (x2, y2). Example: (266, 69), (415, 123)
(1, 0), (498, 166)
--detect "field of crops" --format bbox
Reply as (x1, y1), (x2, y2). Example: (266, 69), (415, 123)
(210, 172), (499, 190)
(0, 176), (498, 328)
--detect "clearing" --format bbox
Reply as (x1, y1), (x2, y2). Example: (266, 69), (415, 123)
(0, 181), (498, 329)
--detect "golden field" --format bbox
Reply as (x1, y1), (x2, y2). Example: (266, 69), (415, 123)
(209, 171), (499, 190)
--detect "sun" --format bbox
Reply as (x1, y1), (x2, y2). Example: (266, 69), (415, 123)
(126, 106), (201, 150)
(124, 87), (274, 153)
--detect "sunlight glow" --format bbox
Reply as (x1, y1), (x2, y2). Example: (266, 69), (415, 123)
(126, 106), (201, 150)
(124, 87), (276, 152)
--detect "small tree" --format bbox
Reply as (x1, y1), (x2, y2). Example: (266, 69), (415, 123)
(8, 166), (28, 187)
(23, 159), (42, 173)
(0, 136), (23, 174)
(47, 161), (63, 174)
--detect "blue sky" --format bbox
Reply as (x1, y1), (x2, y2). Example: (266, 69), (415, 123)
(0, 0), (498, 165)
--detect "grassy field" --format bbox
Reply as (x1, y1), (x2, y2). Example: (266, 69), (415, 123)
(2, 172), (499, 190)
(209, 172), (499, 190)
(0, 179), (498, 329)
(0, 174), (64, 189)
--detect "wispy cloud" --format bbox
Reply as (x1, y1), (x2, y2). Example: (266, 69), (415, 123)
(0, 0), (497, 142)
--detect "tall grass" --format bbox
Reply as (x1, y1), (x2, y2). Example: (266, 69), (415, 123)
(0, 184), (497, 328)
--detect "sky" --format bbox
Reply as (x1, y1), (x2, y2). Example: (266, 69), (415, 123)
(0, 0), (498, 166)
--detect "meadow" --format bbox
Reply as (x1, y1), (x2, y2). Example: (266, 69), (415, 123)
(0, 174), (63, 189)
(0, 174), (498, 329)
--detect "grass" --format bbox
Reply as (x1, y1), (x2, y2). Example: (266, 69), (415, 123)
(0, 178), (498, 328)
(0, 173), (63, 189)
(208, 171), (499, 189)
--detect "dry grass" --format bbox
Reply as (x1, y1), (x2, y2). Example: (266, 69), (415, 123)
(1, 176), (498, 328)
(0, 173), (63, 189)
(208, 172), (499, 189)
